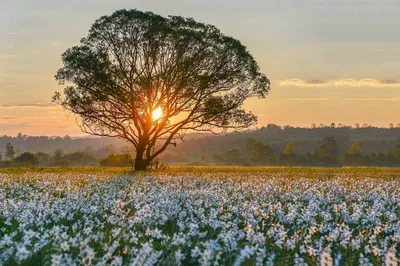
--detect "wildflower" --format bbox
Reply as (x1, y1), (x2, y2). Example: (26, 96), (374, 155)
(385, 250), (398, 266)
(51, 254), (63, 266)
(15, 245), (30, 262)
(175, 250), (185, 265)
(320, 250), (333, 266)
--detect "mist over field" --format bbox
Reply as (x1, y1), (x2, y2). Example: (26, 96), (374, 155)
(1, 125), (400, 168)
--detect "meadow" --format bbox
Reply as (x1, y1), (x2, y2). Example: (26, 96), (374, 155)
(0, 167), (400, 265)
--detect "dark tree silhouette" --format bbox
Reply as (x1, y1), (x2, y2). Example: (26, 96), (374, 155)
(313, 137), (341, 165)
(249, 141), (274, 165)
(14, 152), (39, 166)
(54, 9), (270, 170)
(5, 142), (15, 161)
(245, 138), (257, 152)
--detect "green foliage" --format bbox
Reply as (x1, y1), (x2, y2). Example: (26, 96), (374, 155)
(5, 142), (15, 160)
(13, 152), (39, 166)
(224, 149), (241, 165)
(208, 135), (400, 167)
(249, 141), (274, 165)
(212, 154), (225, 165)
(54, 8), (270, 171)
(312, 137), (341, 166)
(245, 138), (257, 152)
(53, 149), (64, 161)
(348, 141), (361, 156)
(35, 152), (50, 166)
(211, 149), (242, 166)
(342, 141), (367, 166)
(283, 141), (296, 156)
(63, 151), (98, 166)
(388, 143), (400, 159)
(100, 153), (133, 167)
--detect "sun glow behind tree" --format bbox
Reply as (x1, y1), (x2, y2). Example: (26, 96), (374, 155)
(54, 9), (270, 170)
(152, 107), (163, 121)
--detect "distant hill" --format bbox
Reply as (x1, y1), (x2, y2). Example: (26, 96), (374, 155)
(1, 125), (399, 163)
(170, 125), (400, 163)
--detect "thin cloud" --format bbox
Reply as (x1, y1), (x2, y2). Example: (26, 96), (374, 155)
(0, 54), (21, 59)
(0, 116), (17, 120)
(280, 78), (400, 87)
(0, 102), (58, 108)
(275, 97), (329, 101)
(3, 32), (23, 36)
(343, 97), (400, 101)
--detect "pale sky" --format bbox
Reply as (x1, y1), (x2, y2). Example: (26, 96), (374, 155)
(1, 0), (399, 136)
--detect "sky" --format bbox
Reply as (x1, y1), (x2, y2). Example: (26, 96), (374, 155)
(1, 0), (400, 136)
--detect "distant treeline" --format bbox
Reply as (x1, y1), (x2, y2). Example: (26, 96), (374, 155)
(163, 124), (400, 165)
(209, 137), (400, 167)
(0, 133), (128, 155)
(0, 142), (133, 168)
(1, 124), (400, 167)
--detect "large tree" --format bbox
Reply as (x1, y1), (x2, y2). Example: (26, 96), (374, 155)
(54, 9), (270, 170)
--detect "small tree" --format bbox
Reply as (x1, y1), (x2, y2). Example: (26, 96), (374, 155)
(283, 141), (296, 156)
(344, 141), (361, 166)
(17, 133), (23, 141)
(100, 153), (132, 167)
(348, 141), (361, 156)
(245, 138), (257, 153)
(5, 142), (15, 161)
(14, 152), (39, 166)
(54, 9), (270, 170)
(313, 137), (341, 165)
(36, 152), (50, 166)
(53, 149), (64, 161)
(387, 141), (400, 164)
(223, 149), (241, 165)
(249, 141), (274, 165)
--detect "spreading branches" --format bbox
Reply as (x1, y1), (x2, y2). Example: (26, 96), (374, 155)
(54, 9), (270, 170)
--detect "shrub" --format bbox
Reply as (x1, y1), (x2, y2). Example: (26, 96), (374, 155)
(13, 152), (39, 166)
(100, 154), (132, 167)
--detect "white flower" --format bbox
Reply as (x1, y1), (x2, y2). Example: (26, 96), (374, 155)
(60, 241), (70, 251)
(175, 250), (185, 265)
(51, 254), (63, 266)
(320, 250), (333, 266)
(1, 171), (399, 265)
(15, 245), (30, 262)
(240, 245), (256, 259)
(385, 250), (398, 266)
(191, 246), (201, 259)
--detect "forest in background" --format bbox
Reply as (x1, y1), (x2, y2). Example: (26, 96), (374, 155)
(1, 124), (400, 167)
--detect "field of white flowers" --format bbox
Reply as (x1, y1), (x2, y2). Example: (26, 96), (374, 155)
(1, 170), (400, 265)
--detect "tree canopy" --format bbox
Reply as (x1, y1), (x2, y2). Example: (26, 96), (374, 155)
(348, 141), (361, 156)
(5, 142), (15, 161)
(14, 152), (39, 166)
(283, 141), (296, 156)
(54, 9), (270, 170)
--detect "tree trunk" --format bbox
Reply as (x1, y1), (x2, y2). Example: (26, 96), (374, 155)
(134, 148), (149, 171)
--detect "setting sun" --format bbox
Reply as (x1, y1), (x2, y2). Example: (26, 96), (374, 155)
(152, 106), (163, 120)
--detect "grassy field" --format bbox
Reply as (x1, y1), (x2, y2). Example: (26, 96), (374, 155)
(1, 167), (400, 265)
